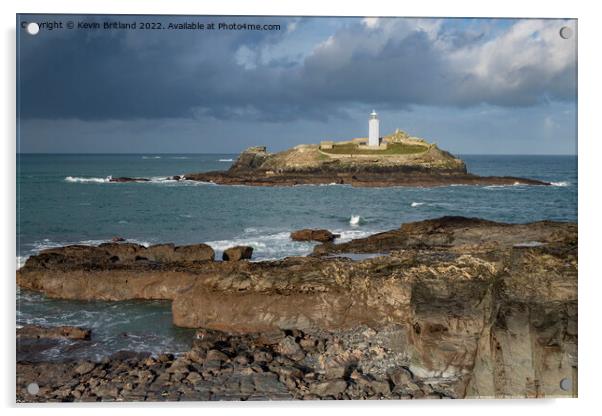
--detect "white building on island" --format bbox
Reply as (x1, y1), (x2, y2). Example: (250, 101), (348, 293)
(368, 110), (380, 147)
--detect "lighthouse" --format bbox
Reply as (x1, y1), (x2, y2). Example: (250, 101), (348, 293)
(368, 110), (380, 147)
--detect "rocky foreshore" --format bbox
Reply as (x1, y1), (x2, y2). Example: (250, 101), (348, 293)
(16, 216), (577, 401)
(17, 326), (457, 402)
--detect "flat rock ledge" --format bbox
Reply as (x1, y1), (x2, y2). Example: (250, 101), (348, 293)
(17, 216), (577, 400)
(17, 325), (91, 341)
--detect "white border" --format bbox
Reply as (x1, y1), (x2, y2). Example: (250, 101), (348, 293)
(2, 1), (599, 415)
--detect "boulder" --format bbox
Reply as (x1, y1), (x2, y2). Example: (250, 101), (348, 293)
(145, 243), (177, 262)
(389, 367), (413, 386)
(276, 336), (305, 361)
(74, 361), (96, 375)
(174, 244), (215, 262)
(206, 349), (229, 362)
(222, 246), (253, 261)
(309, 380), (348, 397)
(290, 229), (339, 243)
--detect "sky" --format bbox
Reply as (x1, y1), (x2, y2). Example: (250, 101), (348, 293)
(17, 15), (577, 155)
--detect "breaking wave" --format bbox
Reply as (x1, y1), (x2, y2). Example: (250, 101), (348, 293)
(551, 181), (570, 187)
(65, 176), (111, 183)
(411, 202), (425, 207)
(218, 158), (234, 162)
(349, 215), (363, 226)
(483, 182), (527, 190)
(64, 176), (218, 187)
(205, 227), (375, 261)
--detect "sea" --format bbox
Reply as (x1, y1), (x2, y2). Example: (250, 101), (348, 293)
(16, 154), (577, 361)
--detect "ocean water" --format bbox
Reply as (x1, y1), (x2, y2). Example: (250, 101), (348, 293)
(16, 153), (577, 360)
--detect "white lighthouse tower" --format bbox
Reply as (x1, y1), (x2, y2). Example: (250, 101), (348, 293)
(368, 110), (380, 147)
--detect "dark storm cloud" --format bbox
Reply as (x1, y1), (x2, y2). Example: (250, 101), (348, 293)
(18, 15), (288, 120)
(17, 16), (576, 122)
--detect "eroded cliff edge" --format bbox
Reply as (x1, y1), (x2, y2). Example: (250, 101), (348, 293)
(17, 217), (576, 400)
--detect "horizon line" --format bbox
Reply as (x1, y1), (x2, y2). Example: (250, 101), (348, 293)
(15, 152), (578, 156)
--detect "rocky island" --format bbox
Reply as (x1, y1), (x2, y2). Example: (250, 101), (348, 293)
(103, 130), (549, 187)
(16, 216), (577, 401)
(177, 130), (549, 187)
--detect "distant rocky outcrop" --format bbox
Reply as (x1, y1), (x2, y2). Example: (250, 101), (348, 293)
(108, 177), (150, 183)
(97, 132), (550, 188)
(181, 136), (549, 187)
(16, 216), (576, 400)
(290, 229), (339, 243)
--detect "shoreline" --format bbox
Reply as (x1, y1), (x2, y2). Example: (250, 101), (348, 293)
(17, 216), (578, 401)
(102, 172), (551, 188)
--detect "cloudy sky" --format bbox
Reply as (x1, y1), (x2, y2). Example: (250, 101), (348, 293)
(17, 15), (577, 154)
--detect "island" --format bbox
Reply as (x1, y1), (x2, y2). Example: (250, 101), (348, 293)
(105, 114), (549, 187)
(180, 128), (547, 187)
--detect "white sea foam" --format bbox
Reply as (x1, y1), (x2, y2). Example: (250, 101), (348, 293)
(65, 175), (220, 187)
(551, 181), (569, 187)
(411, 202), (425, 207)
(16, 256), (27, 270)
(188, 180), (217, 186)
(337, 229), (374, 241)
(142, 156), (161, 159)
(349, 215), (362, 226)
(484, 182), (526, 189)
(218, 158), (234, 162)
(206, 231), (310, 261)
(514, 241), (546, 248)
(65, 176), (111, 183)
(205, 227), (376, 261)
(292, 183), (349, 188)
(149, 176), (178, 184)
